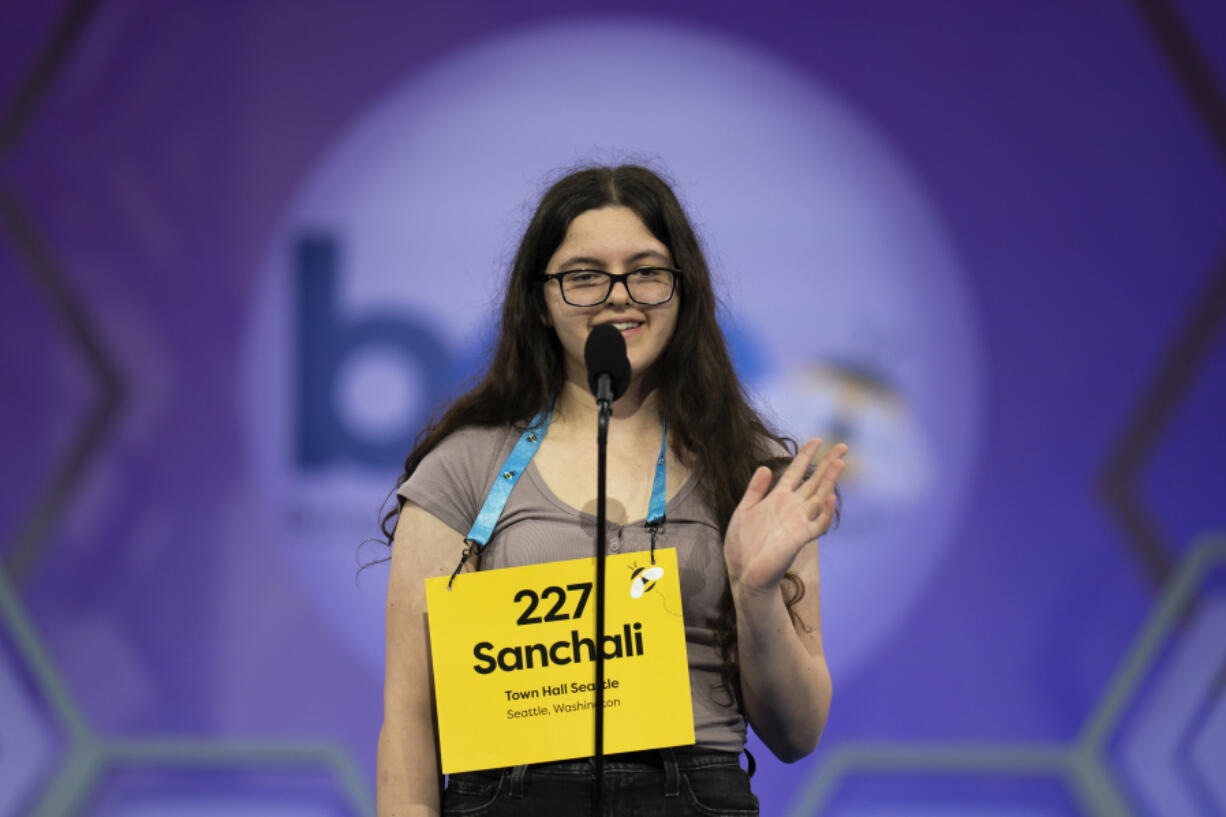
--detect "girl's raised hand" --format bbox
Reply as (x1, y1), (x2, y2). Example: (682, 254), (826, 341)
(723, 439), (847, 594)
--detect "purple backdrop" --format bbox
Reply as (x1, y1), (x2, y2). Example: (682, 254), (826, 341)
(1, 1), (1224, 815)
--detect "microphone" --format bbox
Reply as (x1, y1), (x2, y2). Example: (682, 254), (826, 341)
(584, 324), (631, 408)
(582, 323), (629, 810)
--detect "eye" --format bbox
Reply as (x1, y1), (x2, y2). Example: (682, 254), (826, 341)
(565, 271), (604, 286)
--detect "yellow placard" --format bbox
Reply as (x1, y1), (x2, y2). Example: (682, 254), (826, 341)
(425, 548), (694, 773)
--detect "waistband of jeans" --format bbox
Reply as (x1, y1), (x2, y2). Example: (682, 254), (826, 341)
(516, 746), (743, 774)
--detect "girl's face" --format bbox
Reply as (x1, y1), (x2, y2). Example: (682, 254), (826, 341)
(542, 206), (681, 393)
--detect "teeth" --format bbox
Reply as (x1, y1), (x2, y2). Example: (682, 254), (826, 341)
(610, 322), (642, 330)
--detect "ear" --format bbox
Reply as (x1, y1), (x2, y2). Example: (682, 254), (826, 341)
(540, 310), (553, 328)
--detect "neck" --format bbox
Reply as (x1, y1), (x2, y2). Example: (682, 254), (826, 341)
(553, 374), (661, 437)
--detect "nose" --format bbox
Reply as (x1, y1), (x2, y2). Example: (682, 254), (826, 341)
(606, 276), (632, 306)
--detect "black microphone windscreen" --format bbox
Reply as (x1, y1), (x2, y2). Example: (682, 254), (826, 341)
(584, 324), (631, 400)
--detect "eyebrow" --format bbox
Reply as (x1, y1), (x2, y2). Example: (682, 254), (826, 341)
(558, 250), (671, 269)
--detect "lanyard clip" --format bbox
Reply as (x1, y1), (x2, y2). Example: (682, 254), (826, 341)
(646, 519), (665, 564)
(448, 540), (481, 589)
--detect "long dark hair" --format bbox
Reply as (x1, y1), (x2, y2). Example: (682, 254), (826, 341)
(381, 164), (807, 692)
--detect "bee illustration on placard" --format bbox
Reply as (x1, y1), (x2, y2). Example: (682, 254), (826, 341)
(629, 562), (665, 599)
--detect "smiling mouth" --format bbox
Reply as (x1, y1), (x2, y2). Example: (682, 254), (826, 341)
(606, 321), (643, 331)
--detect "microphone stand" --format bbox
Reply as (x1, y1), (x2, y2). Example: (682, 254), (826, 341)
(592, 374), (613, 817)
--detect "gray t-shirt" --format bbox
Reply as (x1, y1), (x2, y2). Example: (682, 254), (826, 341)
(398, 423), (746, 753)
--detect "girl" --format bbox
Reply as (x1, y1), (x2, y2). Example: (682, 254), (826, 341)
(377, 165), (845, 816)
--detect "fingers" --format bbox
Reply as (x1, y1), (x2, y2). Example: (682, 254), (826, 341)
(800, 441), (847, 500)
(740, 465), (773, 508)
(781, 438), (824, 491)
(803, 444), (846, 538)
(800, 492), (838, 541)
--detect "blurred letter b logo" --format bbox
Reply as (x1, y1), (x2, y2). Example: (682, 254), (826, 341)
(295, 235), (451, 468)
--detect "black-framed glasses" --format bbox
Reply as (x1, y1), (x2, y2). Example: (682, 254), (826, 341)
(542, 267), (680, 307)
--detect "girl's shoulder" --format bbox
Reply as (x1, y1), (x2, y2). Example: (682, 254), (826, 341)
(422, 423), (522, 475)
(397, 423), (523, 534)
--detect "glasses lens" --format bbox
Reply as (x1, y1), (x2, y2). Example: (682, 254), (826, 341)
(558, 269), (677, 306)
(626, 268), (675, 304)
(560, 271), (611, 306)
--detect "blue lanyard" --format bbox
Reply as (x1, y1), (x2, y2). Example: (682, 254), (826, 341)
(462, 407), (669, 550)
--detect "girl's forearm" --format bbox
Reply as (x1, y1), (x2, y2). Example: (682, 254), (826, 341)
(376, 719), (442, 817)
(732, 583), (832, 763)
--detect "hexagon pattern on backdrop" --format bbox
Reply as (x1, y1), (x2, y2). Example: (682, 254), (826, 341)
(1098, 541), (1226, 817)
(789, 537), (1226, 817)
(0, 570), (372, 817)
(0, 571), (71, 817)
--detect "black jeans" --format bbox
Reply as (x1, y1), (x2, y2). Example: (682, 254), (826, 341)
(442, 747), (758, 817)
